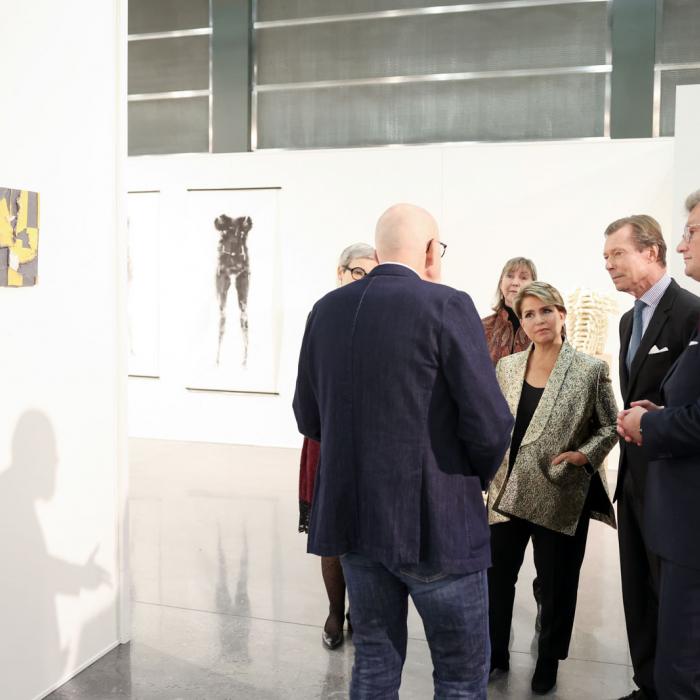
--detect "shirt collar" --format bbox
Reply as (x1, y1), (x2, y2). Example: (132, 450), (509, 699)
(639, 274), (672, 307)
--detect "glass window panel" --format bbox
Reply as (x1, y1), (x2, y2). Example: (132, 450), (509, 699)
(257, 5), (608, 85)
(656, 0), (700, 65)
(659, 68), (700, 136)
(129, 0), (209, 35)
(257, 73), (606, 148)
(129, 98), (209, 155)
(258, 0), (535, 22)
(129, 36), (210, 94)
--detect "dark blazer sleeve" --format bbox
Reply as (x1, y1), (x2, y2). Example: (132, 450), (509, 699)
(292, 311), (321, 441)
(439, 291), (514, 484)
(642, 399), (700, 461)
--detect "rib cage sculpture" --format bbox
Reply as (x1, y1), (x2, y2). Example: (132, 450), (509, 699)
(566, 288), (618, 356)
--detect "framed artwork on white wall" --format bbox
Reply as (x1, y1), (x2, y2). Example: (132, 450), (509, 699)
(183, 187), (282, 394)
(127, 190), (161, 378)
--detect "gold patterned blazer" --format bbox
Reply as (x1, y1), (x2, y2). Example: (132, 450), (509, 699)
(487, 342), (618, 535)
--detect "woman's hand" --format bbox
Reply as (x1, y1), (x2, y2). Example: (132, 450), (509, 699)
(551, 451), (588, 467)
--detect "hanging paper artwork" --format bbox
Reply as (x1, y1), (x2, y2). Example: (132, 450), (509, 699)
(184, 188), (282, 394)
(0, 188), (40, 287)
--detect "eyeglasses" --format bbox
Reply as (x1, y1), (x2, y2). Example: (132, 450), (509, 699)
(682, 223), (700, 243)
(426, 240), (448, 258)
(343, 266), (369, 280)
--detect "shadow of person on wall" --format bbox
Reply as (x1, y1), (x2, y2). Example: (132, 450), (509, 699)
(0, 410), (110, 700)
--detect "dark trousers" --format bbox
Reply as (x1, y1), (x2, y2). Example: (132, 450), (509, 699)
(341, 552), (489, 699)
(655, 558), (700, 699)
(488, 513), (590, 662)
(618, 471), (661, 698)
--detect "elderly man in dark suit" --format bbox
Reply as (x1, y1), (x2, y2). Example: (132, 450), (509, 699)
(618, 190), (700, 699)
(293, 203), (513, 699)
(603, 214), (700, 700)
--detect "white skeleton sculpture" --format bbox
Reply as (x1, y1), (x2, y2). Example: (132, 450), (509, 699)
(566, 288), (618, 356)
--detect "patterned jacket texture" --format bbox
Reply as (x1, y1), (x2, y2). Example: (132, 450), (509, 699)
(487, 341), (618, 535)
(482, 308), (532, 365)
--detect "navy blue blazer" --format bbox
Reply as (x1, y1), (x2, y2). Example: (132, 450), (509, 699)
(642, 324), (700, 571)
(615, 279), (700, 502)
(293, 264), (513, 573)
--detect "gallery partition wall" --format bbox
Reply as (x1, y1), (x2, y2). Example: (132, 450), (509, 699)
(1, 0), (128, 698)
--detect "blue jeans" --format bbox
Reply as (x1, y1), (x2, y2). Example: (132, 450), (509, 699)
(340, 552), (490, 699)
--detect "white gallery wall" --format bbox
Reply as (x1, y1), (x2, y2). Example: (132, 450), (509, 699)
(128, 137), (674, 448)
(0, 1), (126, 699)
(672, 85), (700, 296)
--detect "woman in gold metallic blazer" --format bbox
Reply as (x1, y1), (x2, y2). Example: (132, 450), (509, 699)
(486, 281), (618, 694)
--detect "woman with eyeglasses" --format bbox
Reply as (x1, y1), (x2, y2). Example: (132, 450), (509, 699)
(298, 242), (377, 649)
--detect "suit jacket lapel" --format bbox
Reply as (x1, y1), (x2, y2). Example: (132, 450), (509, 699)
(520, 342), (576, 447)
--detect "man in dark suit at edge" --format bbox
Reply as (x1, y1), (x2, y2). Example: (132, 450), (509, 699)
(617, 189), (700, 699)
(603, 214), (700, 700)
(293, 203), (513, 699)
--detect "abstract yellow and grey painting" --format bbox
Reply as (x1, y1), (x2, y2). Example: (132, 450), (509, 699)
(0, 188), (40, 287)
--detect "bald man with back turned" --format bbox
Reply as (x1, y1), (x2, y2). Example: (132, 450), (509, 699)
(293, 204), (513, 699)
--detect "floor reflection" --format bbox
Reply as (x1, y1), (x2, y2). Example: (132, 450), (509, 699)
(216, 524), (251, 664)
(48, 439), (635, 699)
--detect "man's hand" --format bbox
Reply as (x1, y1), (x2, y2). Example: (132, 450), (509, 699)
(552, 451), (588, 467)
(617, 406), (648, 445)
(630, 400), (663, 412)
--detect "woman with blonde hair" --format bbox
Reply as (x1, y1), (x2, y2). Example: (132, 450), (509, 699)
(487, 281), (618, 694)
(482, 257), (538, 365)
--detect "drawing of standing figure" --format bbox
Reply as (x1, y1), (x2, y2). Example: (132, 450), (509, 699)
(215, 214), (253, 366)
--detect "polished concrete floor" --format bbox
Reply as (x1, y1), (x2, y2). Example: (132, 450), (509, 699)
(49, 439), (634, 699)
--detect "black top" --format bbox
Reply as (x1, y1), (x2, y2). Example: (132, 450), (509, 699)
(509, 380), (544, 472)
(506, 305), (521, 332)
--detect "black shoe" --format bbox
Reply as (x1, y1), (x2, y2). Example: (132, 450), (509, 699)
(618, 691), (648, 700)
(322, 613), (344, 650)
(531, 658), (558, 694)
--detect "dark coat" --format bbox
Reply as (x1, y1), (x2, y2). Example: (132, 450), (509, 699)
(615, 279), (700, 501)
(293, 264), (513, 573)
(642, 325), (700, 570)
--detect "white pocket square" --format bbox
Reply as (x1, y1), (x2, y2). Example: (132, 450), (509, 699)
(690, 341), (698, 346)
(648, 345), (669, 354)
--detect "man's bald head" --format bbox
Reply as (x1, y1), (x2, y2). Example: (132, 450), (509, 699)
(375, 204), (442, 281)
